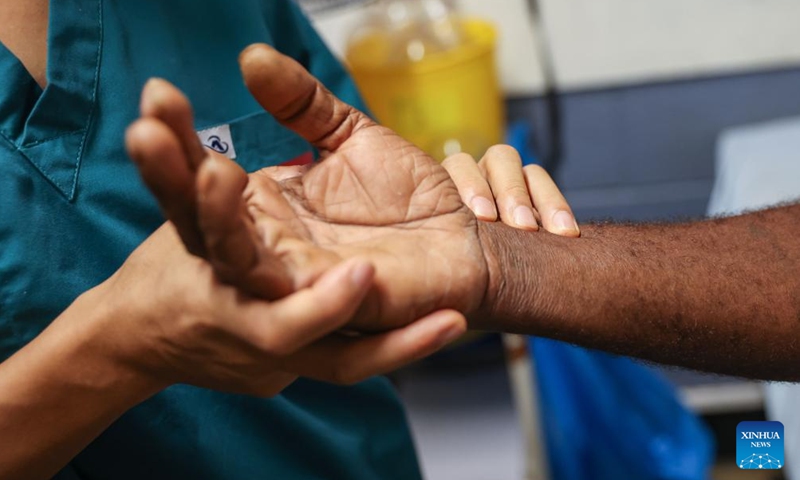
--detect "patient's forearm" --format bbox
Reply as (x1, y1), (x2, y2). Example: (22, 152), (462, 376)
(478, 204), (800, 380)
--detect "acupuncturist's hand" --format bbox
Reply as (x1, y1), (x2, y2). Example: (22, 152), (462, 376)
(0, 220), (464, 480)
(442, 148), (580, 237)
(127, 44), (493, 333)
(92, 223), (466, 392)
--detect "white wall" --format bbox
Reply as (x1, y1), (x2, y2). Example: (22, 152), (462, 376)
(307, 0), (800, 95)
(544, 0), (800, 90)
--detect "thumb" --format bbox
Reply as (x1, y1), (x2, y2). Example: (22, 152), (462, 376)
(238, 43), (375, 154)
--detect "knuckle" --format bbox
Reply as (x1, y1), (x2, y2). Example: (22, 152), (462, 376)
(485, 144), (521, 163)
(440, 157), (456, 169)
(177, 291), (221, 334)
(541, 192), (570, 207)
(182, 313), (220, 341)
(502, 184), (532, 199)
(441, 153), (475, 169)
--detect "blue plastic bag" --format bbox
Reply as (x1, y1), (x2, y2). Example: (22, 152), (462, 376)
(505, 122), (715, 479)
(531, 338), (715, 480)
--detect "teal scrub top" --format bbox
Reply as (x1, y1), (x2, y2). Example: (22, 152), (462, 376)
(0, 1), (423, 479)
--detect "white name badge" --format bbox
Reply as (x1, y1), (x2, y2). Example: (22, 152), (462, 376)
(197, 124), (237, 159)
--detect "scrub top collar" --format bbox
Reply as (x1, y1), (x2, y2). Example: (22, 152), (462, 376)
(0, 0), (102, 200)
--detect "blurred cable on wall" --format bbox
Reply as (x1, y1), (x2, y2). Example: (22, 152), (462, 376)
(525, 0), (563, 175)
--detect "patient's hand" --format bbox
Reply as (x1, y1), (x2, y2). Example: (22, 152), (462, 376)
(127, 44), (488, 332)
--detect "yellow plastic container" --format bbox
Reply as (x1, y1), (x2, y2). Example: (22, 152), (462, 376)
(347, 18), (504, 162)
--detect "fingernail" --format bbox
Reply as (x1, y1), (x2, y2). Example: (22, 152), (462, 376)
(349, 262), (374, 288)
(553, 210), (580, 233)
(471, 197), (496, 220)
(513, 206), (538, 229)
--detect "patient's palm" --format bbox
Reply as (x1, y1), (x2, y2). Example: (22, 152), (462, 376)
(134, 45), (490, 331)
(245, 105), (486, 331)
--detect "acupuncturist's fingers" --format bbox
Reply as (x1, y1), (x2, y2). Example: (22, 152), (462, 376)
(130, 78), (294, 298)
(196, 154), (294, 299)
(442, 153), (498, 221)
(235, 258), (377, 357)
(445, 144), (580, 237)
(140, 78), (210, 170)
(523, 164), (581, 237)
(280, 310), (467, 385)
(196, 156), (258, 282)
(480, 145), (540, 231)
(238, 43), (376, 155)
(129, 78), (212, 256)
(126, 118), (207, 256)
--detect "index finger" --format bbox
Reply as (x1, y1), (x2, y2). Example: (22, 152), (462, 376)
(281, 310), (467, 385)
(232, 258), (376, 356)
(126, 118), (207, 256)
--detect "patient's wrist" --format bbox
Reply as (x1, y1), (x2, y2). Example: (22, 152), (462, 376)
(473, 221), (541, 331)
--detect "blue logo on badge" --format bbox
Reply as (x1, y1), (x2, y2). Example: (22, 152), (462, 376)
(205, 135), (230, 154)
(737, 421), (784, 470)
